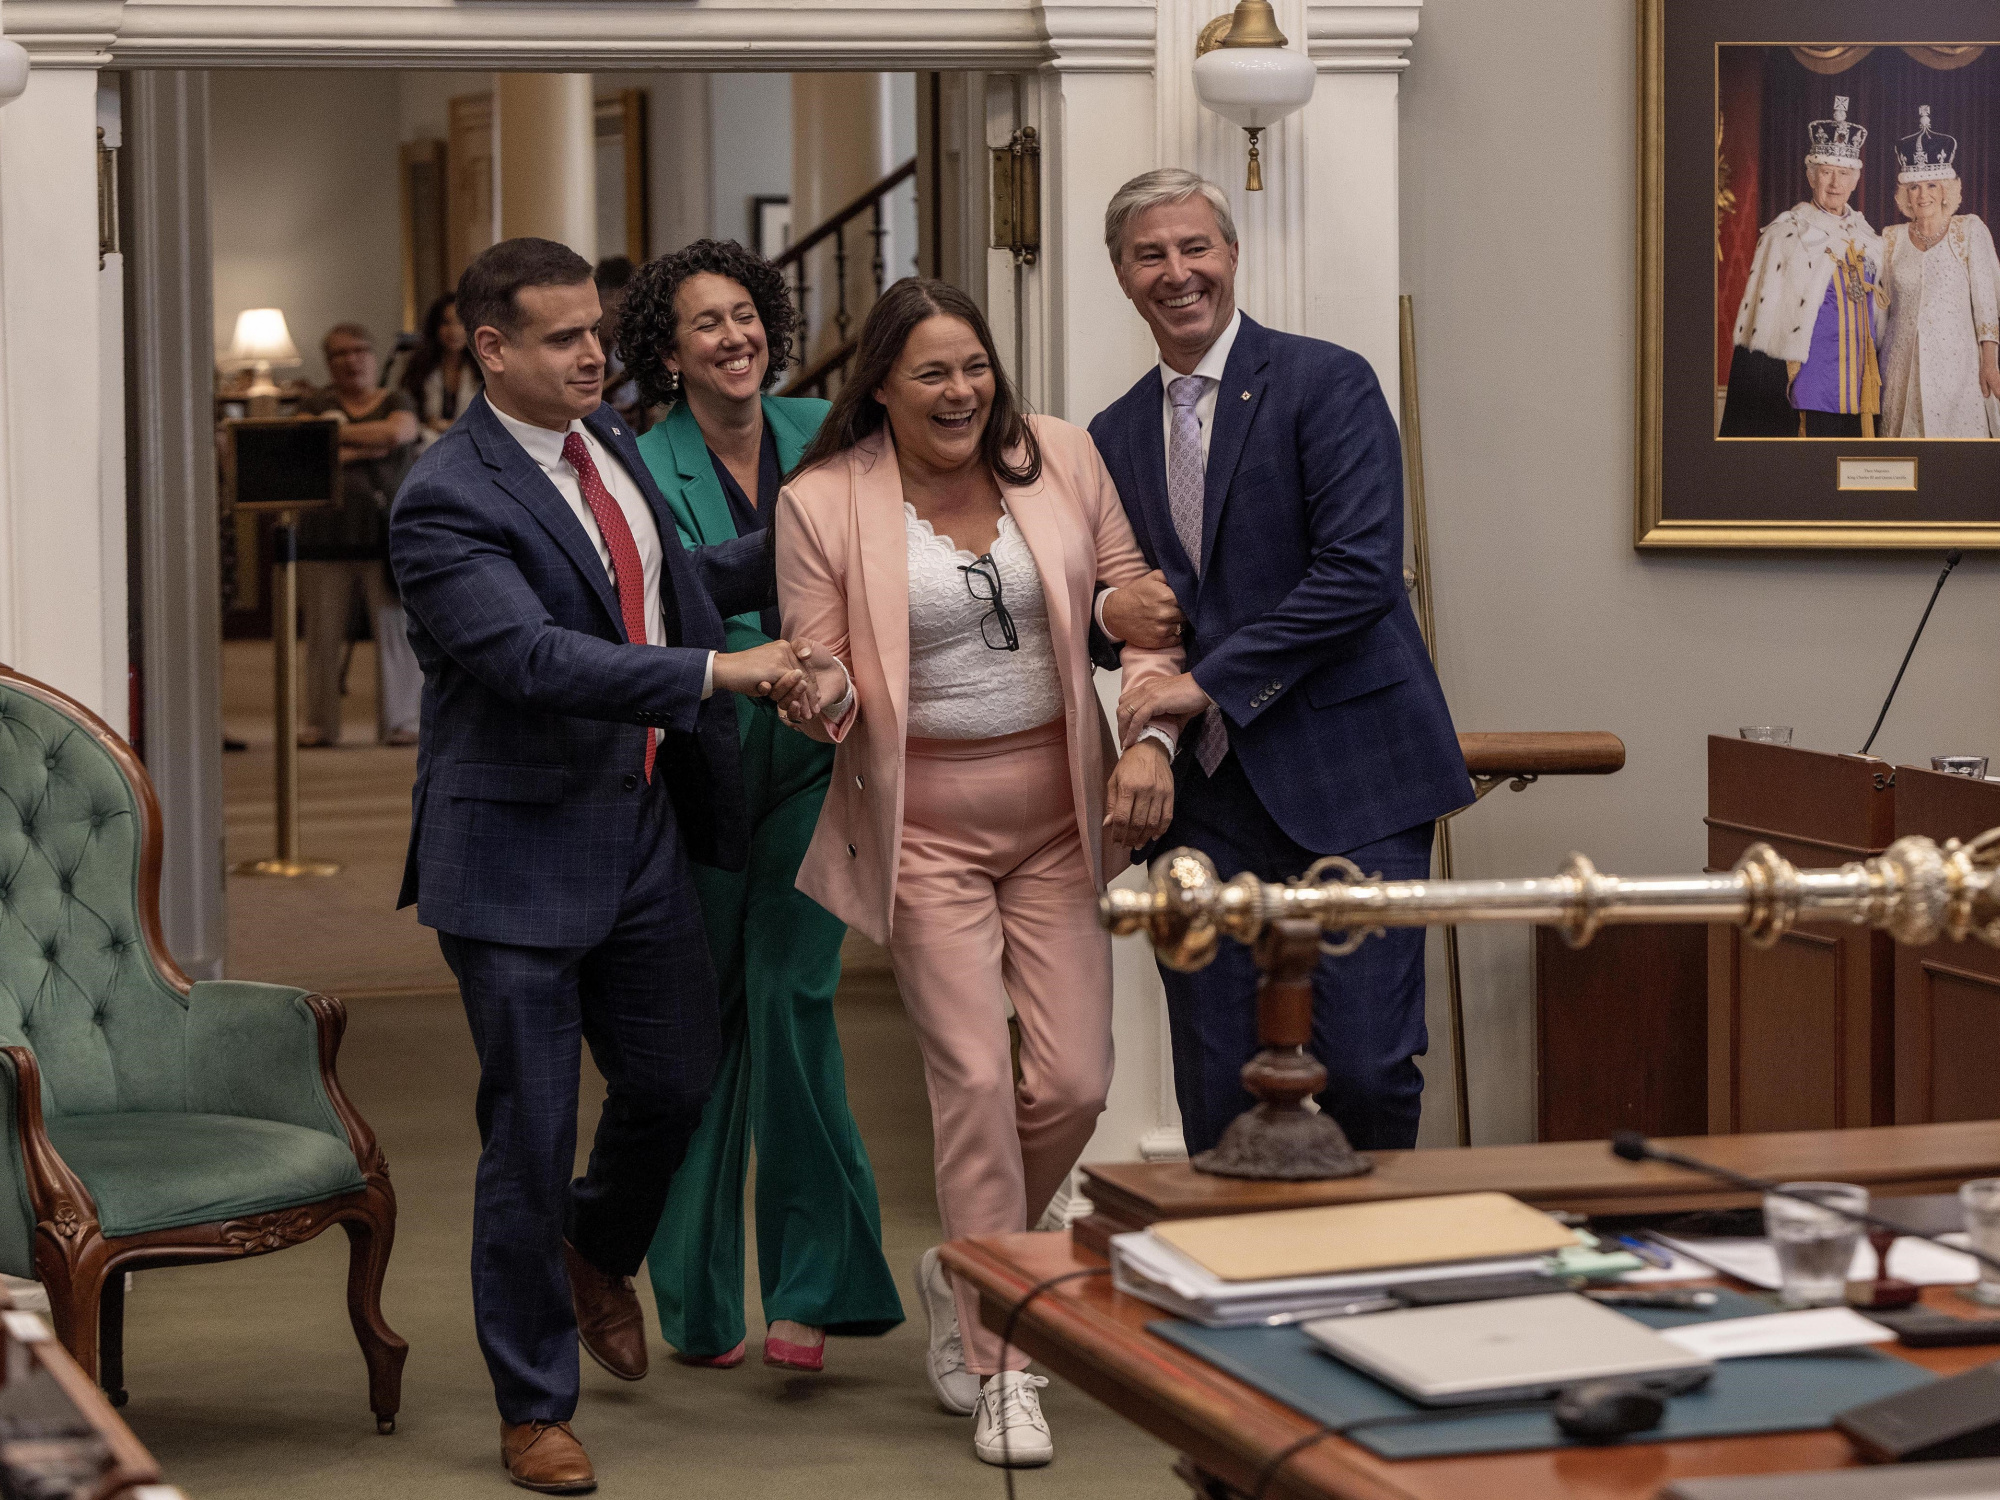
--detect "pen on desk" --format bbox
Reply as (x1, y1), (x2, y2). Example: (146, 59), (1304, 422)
(1610, 1233), (1675, 1270)
(1261, 1295), (1401, 1327)
(1584, 1289), (1718, 1310)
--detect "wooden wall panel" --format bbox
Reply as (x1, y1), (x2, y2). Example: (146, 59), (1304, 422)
(1706, 736), (1897, 1134)
(1895, 766), (2000, 1124)
(1536, 925), (1706, 1142)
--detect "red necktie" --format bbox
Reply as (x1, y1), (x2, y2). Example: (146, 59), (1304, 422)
(561, 430), (656, 781)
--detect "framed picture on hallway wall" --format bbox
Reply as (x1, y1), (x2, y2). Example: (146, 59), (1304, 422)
(1639, 0), (2000, 548)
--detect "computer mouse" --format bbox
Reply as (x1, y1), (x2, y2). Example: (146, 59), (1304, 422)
(1552, 1380), (1666, 1442)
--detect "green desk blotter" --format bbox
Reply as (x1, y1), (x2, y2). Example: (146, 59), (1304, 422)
(1149, 1290), (1939, 1460)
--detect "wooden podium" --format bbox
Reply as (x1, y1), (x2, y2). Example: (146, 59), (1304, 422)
(1706, 736), (1896, 1134)
(1895, 764), (2000, 1123)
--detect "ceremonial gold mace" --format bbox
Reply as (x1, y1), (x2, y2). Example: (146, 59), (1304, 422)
(1099, 831), (2000, 1181)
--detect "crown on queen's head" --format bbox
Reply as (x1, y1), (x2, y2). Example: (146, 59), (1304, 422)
(1806, 95), (1868, 168)
(1897, 104), (1959, 184)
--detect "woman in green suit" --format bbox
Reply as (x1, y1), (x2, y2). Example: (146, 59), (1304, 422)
(623, 240), (902, 1371)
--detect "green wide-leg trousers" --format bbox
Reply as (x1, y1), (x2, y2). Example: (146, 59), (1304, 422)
(646, 699), (904, 1356)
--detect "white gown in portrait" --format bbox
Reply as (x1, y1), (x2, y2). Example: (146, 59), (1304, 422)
(1878, 216), (2000, 438)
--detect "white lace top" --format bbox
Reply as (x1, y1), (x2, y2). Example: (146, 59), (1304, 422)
(904, 502), (1065, 740)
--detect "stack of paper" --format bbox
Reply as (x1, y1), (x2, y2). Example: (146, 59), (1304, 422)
(1652, 1231), (1980, 1290)
(1110, 1192), (1581, 1327)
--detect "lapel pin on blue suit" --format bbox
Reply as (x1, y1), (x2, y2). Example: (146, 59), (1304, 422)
(1241, 391), (1251, 400)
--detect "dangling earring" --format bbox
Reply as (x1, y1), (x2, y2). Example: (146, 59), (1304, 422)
(666, 367), (682, 400)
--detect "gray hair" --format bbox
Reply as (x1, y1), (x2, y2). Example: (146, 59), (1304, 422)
(1104, 168), (1238, 262)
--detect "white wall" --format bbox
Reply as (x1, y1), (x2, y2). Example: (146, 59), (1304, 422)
(209, 71), (405, 386)
(1400, 0), (2000, 1145)
(710, 72), (791, 249)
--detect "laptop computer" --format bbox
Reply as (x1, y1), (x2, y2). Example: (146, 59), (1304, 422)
(1302, 1292), (1715, 1406)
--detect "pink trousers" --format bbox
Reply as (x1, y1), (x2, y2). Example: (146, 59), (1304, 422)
(889, 717), (1113, 1375)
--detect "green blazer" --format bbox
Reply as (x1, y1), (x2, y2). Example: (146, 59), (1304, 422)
(636, 395), (830, 655)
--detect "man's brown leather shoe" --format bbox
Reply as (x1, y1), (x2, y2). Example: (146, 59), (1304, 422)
(501, 1420), (595, 1494)
(563, 1239), (647, 1381)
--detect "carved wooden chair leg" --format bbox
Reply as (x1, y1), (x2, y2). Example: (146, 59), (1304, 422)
(38, 1237), (107, 1388)
(342, 1189), (407, 1434)
(97, 1268), (127, 1407)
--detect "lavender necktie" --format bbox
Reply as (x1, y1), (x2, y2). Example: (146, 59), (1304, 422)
(1166, 374), (1229, 775)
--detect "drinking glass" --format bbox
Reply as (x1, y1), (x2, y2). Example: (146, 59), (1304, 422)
(1739, 726), (1794, 746)
(1932, 756), (1990, 779)
(1765, 1182), (1867, 1307)
(1960, 1178), (2000, 1306)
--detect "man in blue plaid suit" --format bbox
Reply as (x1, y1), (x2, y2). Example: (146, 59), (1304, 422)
(389, 238), (824, 1492)
(1089, 170), (1471, 1158)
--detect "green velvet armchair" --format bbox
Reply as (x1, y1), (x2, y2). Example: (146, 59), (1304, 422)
(0, 664), (405, 1432)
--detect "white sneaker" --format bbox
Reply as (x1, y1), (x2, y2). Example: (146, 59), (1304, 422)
(973, 1371), (1053, 1467)
(914, 1248), (979, 1415)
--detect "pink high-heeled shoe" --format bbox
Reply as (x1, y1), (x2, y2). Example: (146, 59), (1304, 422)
(762, 1332), (825, 1373)
(672, 1340), (746, 1369)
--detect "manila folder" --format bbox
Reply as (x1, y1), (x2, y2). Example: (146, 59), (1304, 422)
(1150, 1192), (1580, 1283)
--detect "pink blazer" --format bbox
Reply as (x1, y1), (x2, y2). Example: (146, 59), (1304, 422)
(774, 414), (1184, 945)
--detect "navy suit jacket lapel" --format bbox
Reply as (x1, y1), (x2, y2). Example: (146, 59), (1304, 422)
(1199, 315), (1270, 573)
(467, 394), (625, 636)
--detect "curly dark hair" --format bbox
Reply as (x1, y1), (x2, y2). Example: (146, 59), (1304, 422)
(616, 239), (799, 411)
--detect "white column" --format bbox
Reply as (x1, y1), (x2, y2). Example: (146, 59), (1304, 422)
(496, 73), (596, 258)
(128, 70), (227, 980)
(0, 63), (120, 730)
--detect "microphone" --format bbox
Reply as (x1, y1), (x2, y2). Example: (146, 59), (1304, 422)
(1609, 1131), (2000, 1279)
(1860, 549), (1964, 756)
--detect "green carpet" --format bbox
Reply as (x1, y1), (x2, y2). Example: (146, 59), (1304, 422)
(113, 988), (1173, 1497)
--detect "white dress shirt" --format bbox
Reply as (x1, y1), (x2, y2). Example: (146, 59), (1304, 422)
(489, 403), (713, 696)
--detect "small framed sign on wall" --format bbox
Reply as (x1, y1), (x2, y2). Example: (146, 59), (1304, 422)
(1639, 0), (2000, 548)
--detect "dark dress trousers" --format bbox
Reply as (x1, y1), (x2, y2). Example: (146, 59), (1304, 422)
(1089, 315), (1473, 1155)
(388, 392), (774, 1423)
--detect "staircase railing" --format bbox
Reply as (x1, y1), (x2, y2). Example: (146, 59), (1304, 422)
(774, 157), (916, 397)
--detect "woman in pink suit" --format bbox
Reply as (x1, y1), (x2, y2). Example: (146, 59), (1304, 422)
(774, 278), (1183, 1468)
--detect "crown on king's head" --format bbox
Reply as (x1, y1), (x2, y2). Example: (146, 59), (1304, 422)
(1806, 95), (1868, 167)
(1897, 104), (1959, 184)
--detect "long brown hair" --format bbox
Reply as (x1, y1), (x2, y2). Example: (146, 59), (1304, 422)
(789, 277), (1042, 486)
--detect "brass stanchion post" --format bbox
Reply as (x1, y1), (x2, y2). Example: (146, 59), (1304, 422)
(234, 509), (338, 878)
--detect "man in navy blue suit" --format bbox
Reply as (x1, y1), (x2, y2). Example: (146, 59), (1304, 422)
(1090, 170), (1472, 1160)
(389, 238), (825, 1493)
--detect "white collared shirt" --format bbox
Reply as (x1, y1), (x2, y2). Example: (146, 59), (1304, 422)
(489, 401), (714, 696)
(1156, 307), (1243, 468)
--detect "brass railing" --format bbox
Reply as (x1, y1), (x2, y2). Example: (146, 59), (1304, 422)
(775, 157), (916, 397)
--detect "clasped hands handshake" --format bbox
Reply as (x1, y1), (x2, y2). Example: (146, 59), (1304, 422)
(710, 639), (847, 725)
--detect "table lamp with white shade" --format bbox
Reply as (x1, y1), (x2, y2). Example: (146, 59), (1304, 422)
(1194, 0), (1317, 191)
(225, 307), (301, 416)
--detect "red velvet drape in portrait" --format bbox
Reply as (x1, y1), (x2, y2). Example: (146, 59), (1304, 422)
(1716, 49), (1763, 385)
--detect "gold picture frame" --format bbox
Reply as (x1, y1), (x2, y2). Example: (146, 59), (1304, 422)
(1637, 0), (2000, 549)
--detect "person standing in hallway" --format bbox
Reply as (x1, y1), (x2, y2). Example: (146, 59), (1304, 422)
(389, 237), (825, 1495)
(621, 239), (903, 1376)
(776, 278), (1184, 1468)
(403, 293), (482, 445)
(295, 322), (423, 747)
(1090, 169), (1472, 1158)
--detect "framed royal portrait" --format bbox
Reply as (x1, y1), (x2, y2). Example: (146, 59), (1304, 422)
(1639, 0), (2000, 547)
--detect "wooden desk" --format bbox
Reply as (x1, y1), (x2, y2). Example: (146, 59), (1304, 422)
(1892, 766), (2000, 1125)
(1076, 1119), (2000, 1254)
(970, 1124), (2000, 1499)
(944, 1237), (1996, 1500)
